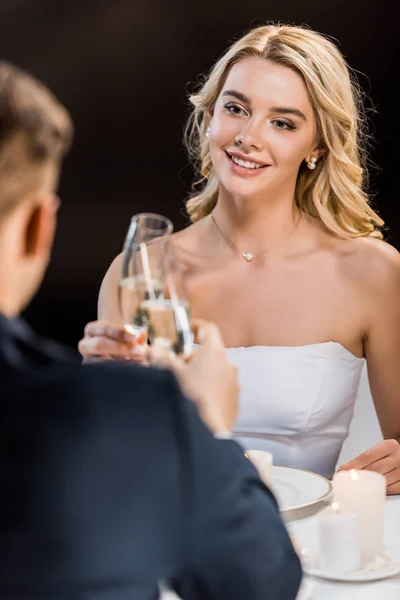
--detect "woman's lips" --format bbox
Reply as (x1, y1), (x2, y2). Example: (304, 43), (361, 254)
(225, 151), (269, 177)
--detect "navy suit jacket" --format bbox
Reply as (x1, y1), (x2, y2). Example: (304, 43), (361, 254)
(0, 313), (302, 599)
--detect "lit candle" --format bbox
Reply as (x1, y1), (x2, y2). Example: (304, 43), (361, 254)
(333, 469), (386, 564)
(245, 450), (273, 487)
(318, 502), (361, 574)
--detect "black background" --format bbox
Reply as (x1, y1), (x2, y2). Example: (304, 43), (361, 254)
(0, 0), (397, 349)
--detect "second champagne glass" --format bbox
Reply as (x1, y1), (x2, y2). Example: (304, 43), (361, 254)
(145, 246), (193, 357)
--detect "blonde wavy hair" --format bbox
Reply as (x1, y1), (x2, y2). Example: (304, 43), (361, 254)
(184, 24), (383, 239)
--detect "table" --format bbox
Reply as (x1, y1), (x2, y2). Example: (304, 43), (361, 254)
(162, 496), (400, 599)
(287, 496), (400, 599)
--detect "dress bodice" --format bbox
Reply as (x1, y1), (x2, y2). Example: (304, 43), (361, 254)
(227, 342), (364, 479)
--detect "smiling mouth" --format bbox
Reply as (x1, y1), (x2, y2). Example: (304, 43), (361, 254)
(226, 152), (269, 170)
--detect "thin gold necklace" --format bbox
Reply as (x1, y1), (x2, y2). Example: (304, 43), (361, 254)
(211, 211), (302, 262)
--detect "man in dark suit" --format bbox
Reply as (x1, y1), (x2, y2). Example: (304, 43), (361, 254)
(0, 61), (302, 599)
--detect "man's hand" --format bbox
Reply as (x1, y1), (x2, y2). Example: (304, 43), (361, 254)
(150, 319), (239, 434)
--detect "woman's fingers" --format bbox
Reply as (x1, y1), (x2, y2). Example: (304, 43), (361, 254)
(78, 321), (148, 362)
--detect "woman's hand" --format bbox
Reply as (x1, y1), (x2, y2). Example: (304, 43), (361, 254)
(78, 321), (148, 363)
(338, 439), (400, 495)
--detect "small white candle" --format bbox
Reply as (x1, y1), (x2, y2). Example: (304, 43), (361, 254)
(333, 469), (386, 564)
(318, 502), (361, 574)
(245, 450), (273, 487)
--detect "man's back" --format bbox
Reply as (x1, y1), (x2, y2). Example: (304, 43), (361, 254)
(0, 314), (302, 599)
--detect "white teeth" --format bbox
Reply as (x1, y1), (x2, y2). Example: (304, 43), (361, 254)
(230, 155), (264, 169)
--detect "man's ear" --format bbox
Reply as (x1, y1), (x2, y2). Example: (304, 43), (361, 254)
(24, 194), (60, 258)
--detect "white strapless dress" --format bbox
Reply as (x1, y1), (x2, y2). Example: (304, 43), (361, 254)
(227, 342), (364, 479)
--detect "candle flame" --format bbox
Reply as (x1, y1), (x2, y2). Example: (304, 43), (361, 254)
(332, 501), (340, 514)
(350, 469), (360, 482)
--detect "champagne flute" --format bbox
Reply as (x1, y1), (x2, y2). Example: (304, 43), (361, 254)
(119, 214), (193, 357)
(146, 246), (193, 357)
(119, 213), (173, 338)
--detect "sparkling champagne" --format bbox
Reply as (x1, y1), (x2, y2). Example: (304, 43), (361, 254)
(119, 276), (192, 356)
(139, 298), (192, 356)
(119, 275), (163, 333)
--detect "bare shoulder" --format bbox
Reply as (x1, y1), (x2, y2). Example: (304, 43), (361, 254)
(351, 236), (400, 274)
(98, 252), (124, 321)
(171, 218), (213, 263)
(172, 219), (205, 249)
(99, 219), (205, 297)
(100, 252), (123, 288)
(100, 222), (199, 276)
(343, 237), (400, 293)
(99, 219), (204, 286)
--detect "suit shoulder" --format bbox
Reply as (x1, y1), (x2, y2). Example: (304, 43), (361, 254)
(17, 361), (179, 416)
(78, 361), (172, 387)
(62, 361), (176, 395)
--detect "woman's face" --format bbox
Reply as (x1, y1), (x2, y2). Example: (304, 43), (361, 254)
(209, 57), (320, 200)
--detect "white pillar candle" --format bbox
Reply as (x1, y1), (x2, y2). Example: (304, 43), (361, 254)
(332, 469), (386, 564)
(245, 450), (273, 487)
(318, 502), (361, 574)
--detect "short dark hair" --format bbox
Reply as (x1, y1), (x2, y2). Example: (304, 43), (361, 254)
(0, 61), (73, 213)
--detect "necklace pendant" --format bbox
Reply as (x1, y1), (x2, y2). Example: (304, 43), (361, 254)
(242, 252), (253, 262)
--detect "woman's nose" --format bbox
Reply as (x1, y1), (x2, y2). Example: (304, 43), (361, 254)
(234, 121), (264, 151)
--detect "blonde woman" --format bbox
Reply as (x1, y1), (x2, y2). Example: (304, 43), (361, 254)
(79, 24), (400, 490)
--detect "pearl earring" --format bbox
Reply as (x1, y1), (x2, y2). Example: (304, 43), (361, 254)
(307, 156), (317, 170)
(206, 127), (211, 138)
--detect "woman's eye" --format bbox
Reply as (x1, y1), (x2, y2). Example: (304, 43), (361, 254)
(223, 103), (247, 116)
(272, 119), (296, 131)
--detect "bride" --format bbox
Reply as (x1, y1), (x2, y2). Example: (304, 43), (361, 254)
(79, 23), (400, 489)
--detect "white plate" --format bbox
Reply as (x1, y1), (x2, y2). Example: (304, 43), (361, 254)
(301, 547), (400, 582)
(271, 465), (332, 513)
